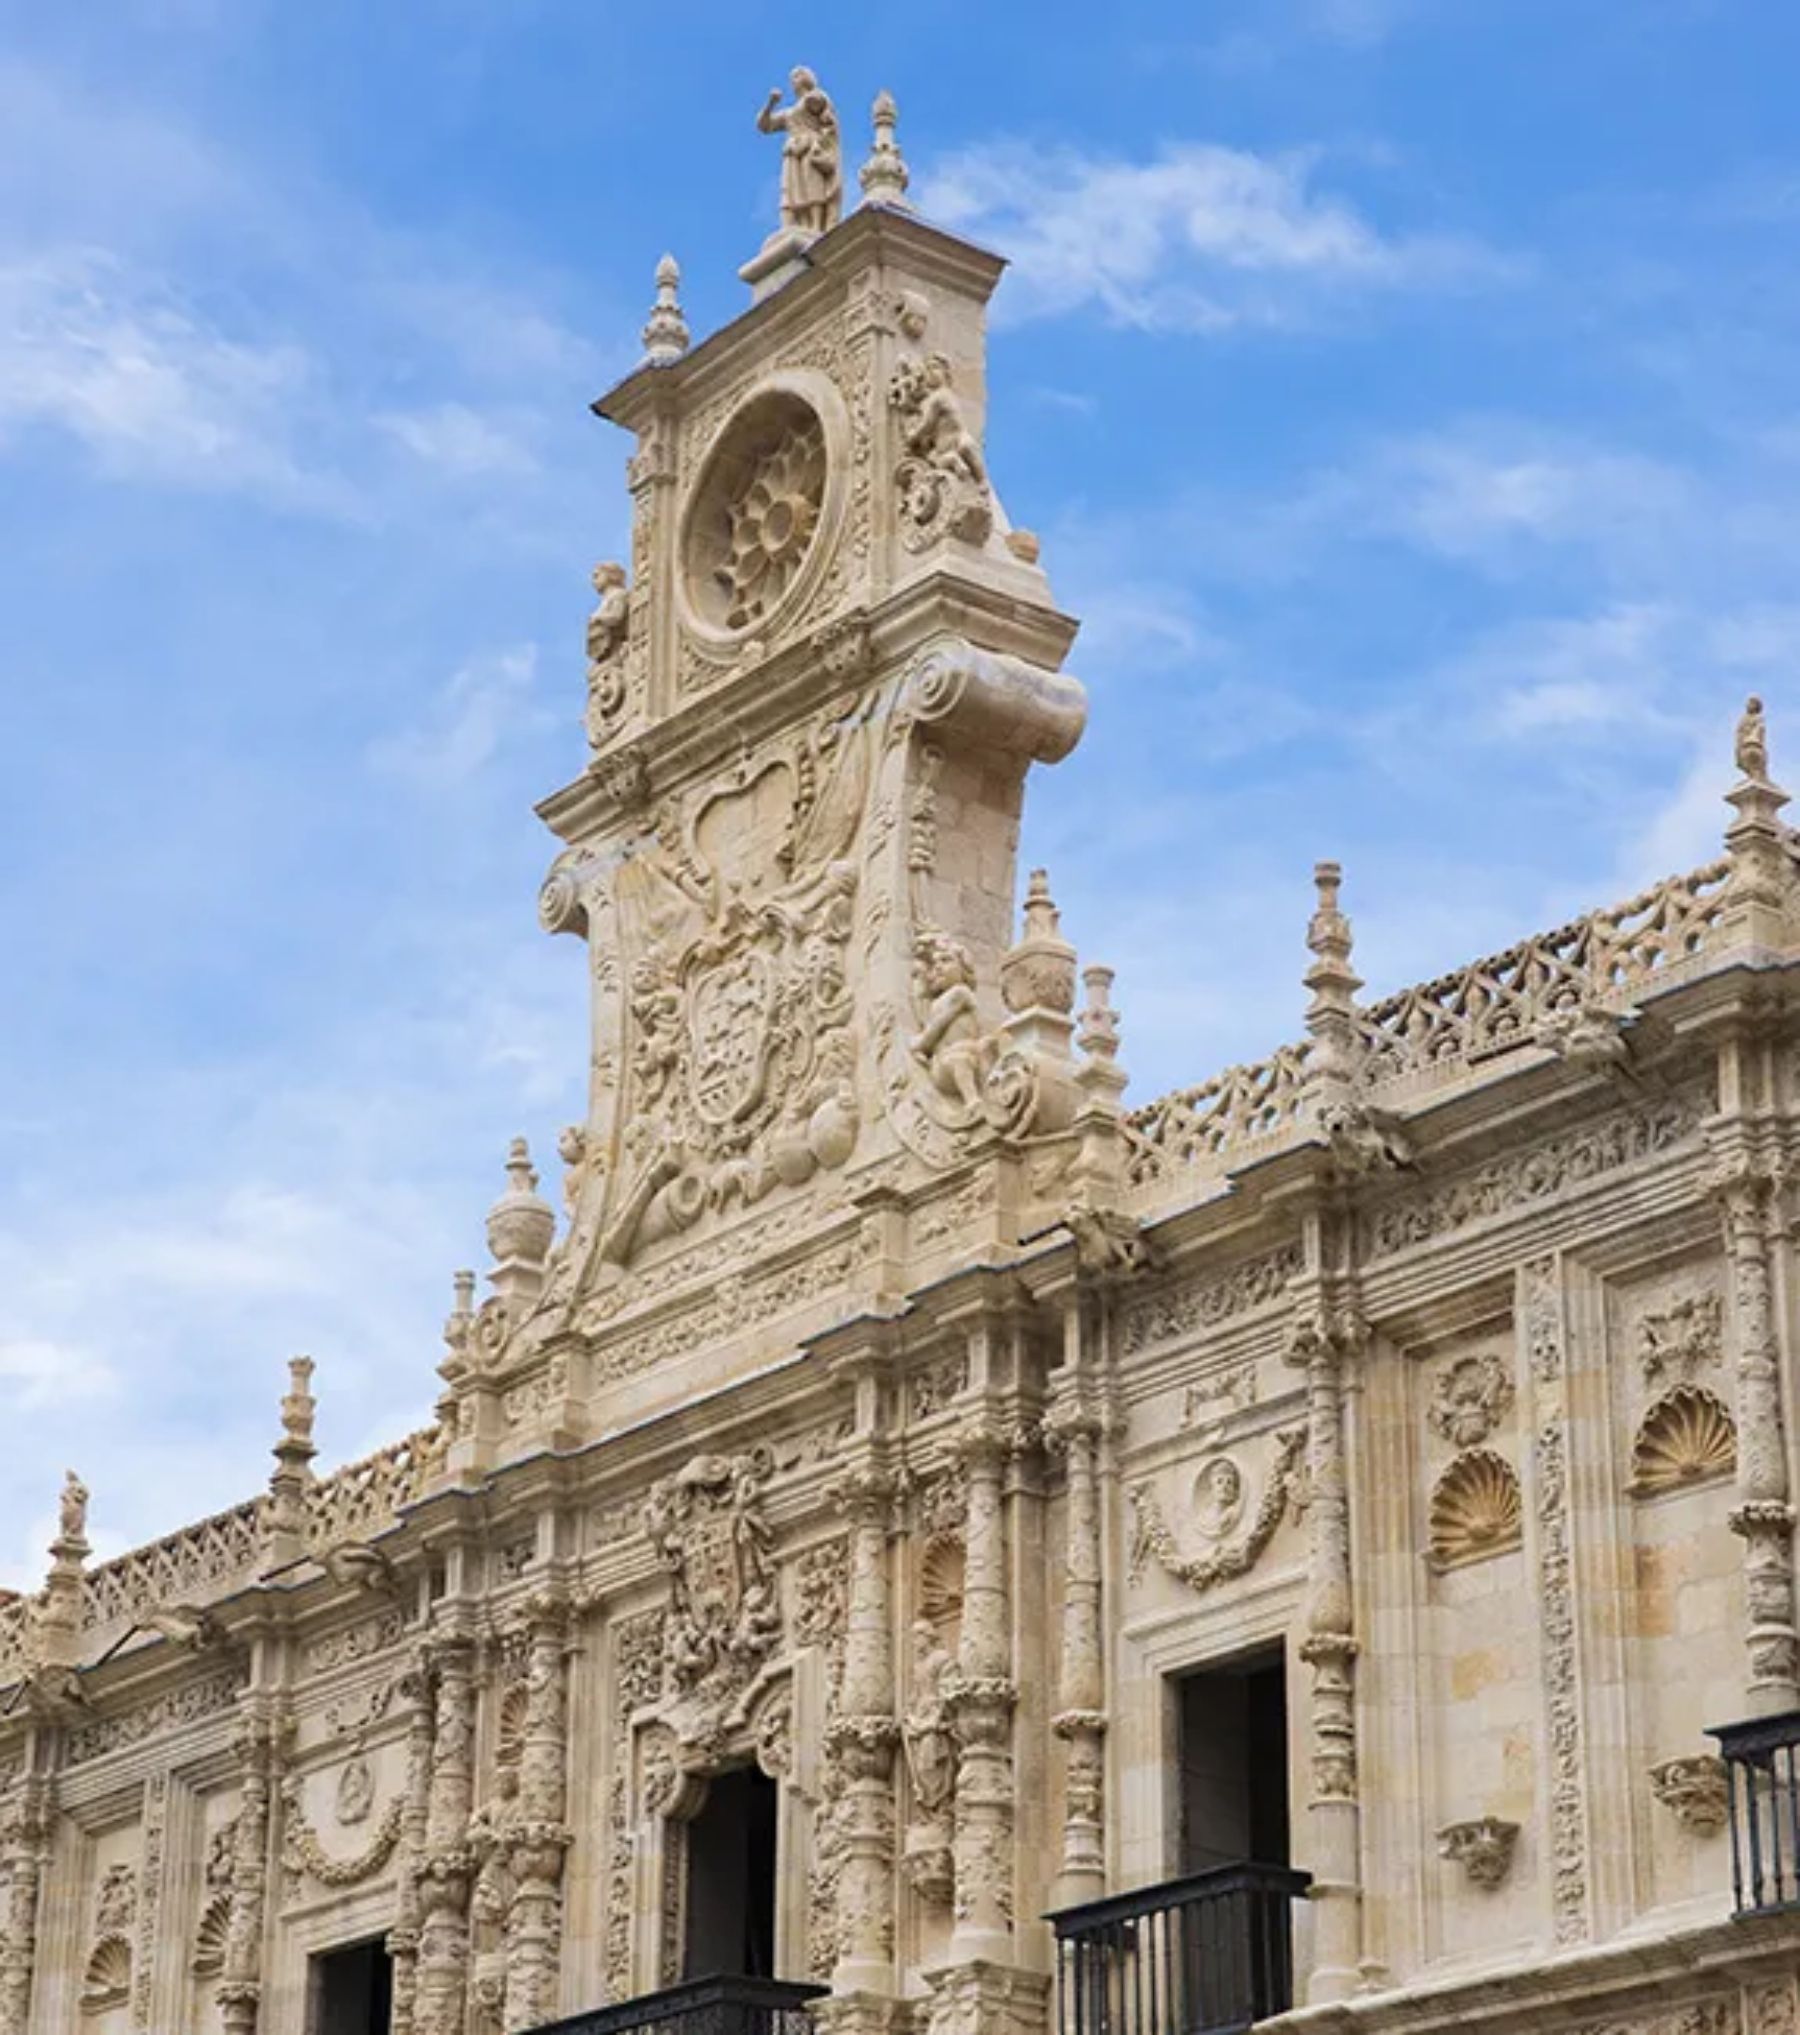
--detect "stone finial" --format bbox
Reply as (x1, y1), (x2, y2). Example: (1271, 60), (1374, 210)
(1076, 965), (1123, 1070)
(858, 88), (911, 209)
(442, 1267), (477, 1374)
(34, 1470), (90, 1672)
(1723, 695), (1794, 942)
(262, 1356), (318, 1574)
(1303, 860), (1366, 1109)
(1000, 869), (1078, 1016)
(486, 1137), (556, 1305)
(641, 254), (690, 366)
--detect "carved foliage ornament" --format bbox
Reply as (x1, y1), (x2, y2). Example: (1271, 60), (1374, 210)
(1649, 1754), (1729, 1835)
(1438, 1815), (1519, 1888)
(1427, 1350), (1514, 1450)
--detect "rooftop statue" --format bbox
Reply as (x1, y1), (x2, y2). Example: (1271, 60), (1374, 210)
(757, 66), (842, 238)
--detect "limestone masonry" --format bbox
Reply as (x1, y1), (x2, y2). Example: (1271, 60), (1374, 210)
(5, 69), (1800, 2035)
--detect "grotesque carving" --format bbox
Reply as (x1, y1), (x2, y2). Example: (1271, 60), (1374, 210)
(1649, 1754), (1730, 1835)
(643, 1450), (781, 1742)
(584, 561), (630, 748)
(756, 68), (842, 238)
(1438, 1815), (1520, 1889)
(1427, 1351), (1515, 1451)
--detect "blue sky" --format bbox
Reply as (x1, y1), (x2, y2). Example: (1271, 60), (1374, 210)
(3, 0), (1797, 1584)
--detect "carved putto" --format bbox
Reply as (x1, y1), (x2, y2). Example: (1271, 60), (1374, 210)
(643, 1449), (782, 1736)
(757, 67), (842, 239)
(584, 560), (630, 747)
(1427, 1351), (1515, 1450)
(888, 349), (992, 552)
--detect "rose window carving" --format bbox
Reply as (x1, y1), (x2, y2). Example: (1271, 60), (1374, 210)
(684, 391), (827, 633)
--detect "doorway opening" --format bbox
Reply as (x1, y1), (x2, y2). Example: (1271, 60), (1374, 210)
(1175, 1644), (1290, 1873)
(308, 1937), (393, 2035)
(683, 1763), (778, 1980)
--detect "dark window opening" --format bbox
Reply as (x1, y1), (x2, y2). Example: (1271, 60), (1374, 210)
(1176, 1645), (1290, 1874)
(684, 1764), (778, 1981)
(309, 1937), (392, 2035)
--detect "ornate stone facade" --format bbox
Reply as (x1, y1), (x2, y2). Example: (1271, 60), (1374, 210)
(5, 72), (1800, 2035)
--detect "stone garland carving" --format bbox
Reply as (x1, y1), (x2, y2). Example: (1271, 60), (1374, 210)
(1428, 1449), (1524, 1567)
(1119, 1240), (1305, 1356)
(1127, 1430), (1306, 1593)
(644, 1449), (782, 1753)
(1438, 1815), (1520, 1889)
(1640, 1289), (1724, 1388)
(1715, 1167), (1800, 1711)
(1649, 1754), (1730, 1835)
(80, 1862), (135, 2011)
(603, 1610), (666, 2001)
(1367, 1095), (1703, 1261)
(1427, 1351), (1514, 1449)
(281, 1779), (406, 1894)
(133, 1770), (167, 2025)
(1632, 1387), (1737, 1495)
(1524, 1257), (1588, 1946)
(0, 1778), (50, 2035)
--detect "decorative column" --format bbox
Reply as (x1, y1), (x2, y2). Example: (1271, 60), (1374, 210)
(826, 1463), (899, 2002)
(416, 1635), (478, 2035)
(1289, 1306), (1362, 2004)
(946, 1418), (1016, 1966)
(1045, 1393), (1106, 1907)
(504, 1594), (573, 2034)
(217, 1710), (284, 2035)
(1716, 1165), (1800, 1714)
(0, 1775), (51, 2035)
(261, 1357), (317, 1572)
(387, 1660), (437, 2035)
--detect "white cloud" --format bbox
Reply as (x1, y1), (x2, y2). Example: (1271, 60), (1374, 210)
(367, 644), (543, 787)
(0, 249), (345, 509)
(919, 140), (1509, 329)
(0, 1335), (115, 1410)
(376, 400), (537, 476)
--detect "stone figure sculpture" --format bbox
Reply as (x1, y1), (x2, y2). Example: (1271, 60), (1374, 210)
(757, 67), (842, 237)
(901, 1618), (957, 1816)
(1738, 694), (1769, 782)
(584, 560), (629, 747)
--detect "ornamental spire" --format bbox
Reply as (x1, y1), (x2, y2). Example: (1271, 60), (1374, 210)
(261, 1356), (317, 1573)
(640, 253), (690, 366)
(486, 1136), (555, 1307)
(1303, 859), (1365, 1110)
(858, 88), (911, 209)
(1724, 694), (1795, 946)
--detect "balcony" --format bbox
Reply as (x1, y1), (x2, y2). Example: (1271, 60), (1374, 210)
(1710, 1709), (1800, 1915)
(1048, 1862), (1312, 2035)
(528, 1975), (828, 2035)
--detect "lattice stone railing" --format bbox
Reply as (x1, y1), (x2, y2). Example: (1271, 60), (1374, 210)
(79, 1499), (263, 1649)
(1125, 854), (1740, 1199)
(0, 1597), (30, 1687)
(305, 1429), (436, 1552)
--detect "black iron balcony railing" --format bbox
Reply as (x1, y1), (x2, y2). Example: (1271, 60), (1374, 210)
(1048, 1861), (1312, 2035)
(1710, 1709), (1800, 1915)
(528, 1974), (828, 2035)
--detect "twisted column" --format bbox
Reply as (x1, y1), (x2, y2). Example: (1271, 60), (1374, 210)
(1717, 1168), (1800, 1714)
(1045, 1403), (1106, 1905)
(946, 1419), (1016, 1965)
(827, 1464), (899, 1996)
(416, 1635), (478, 2035)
